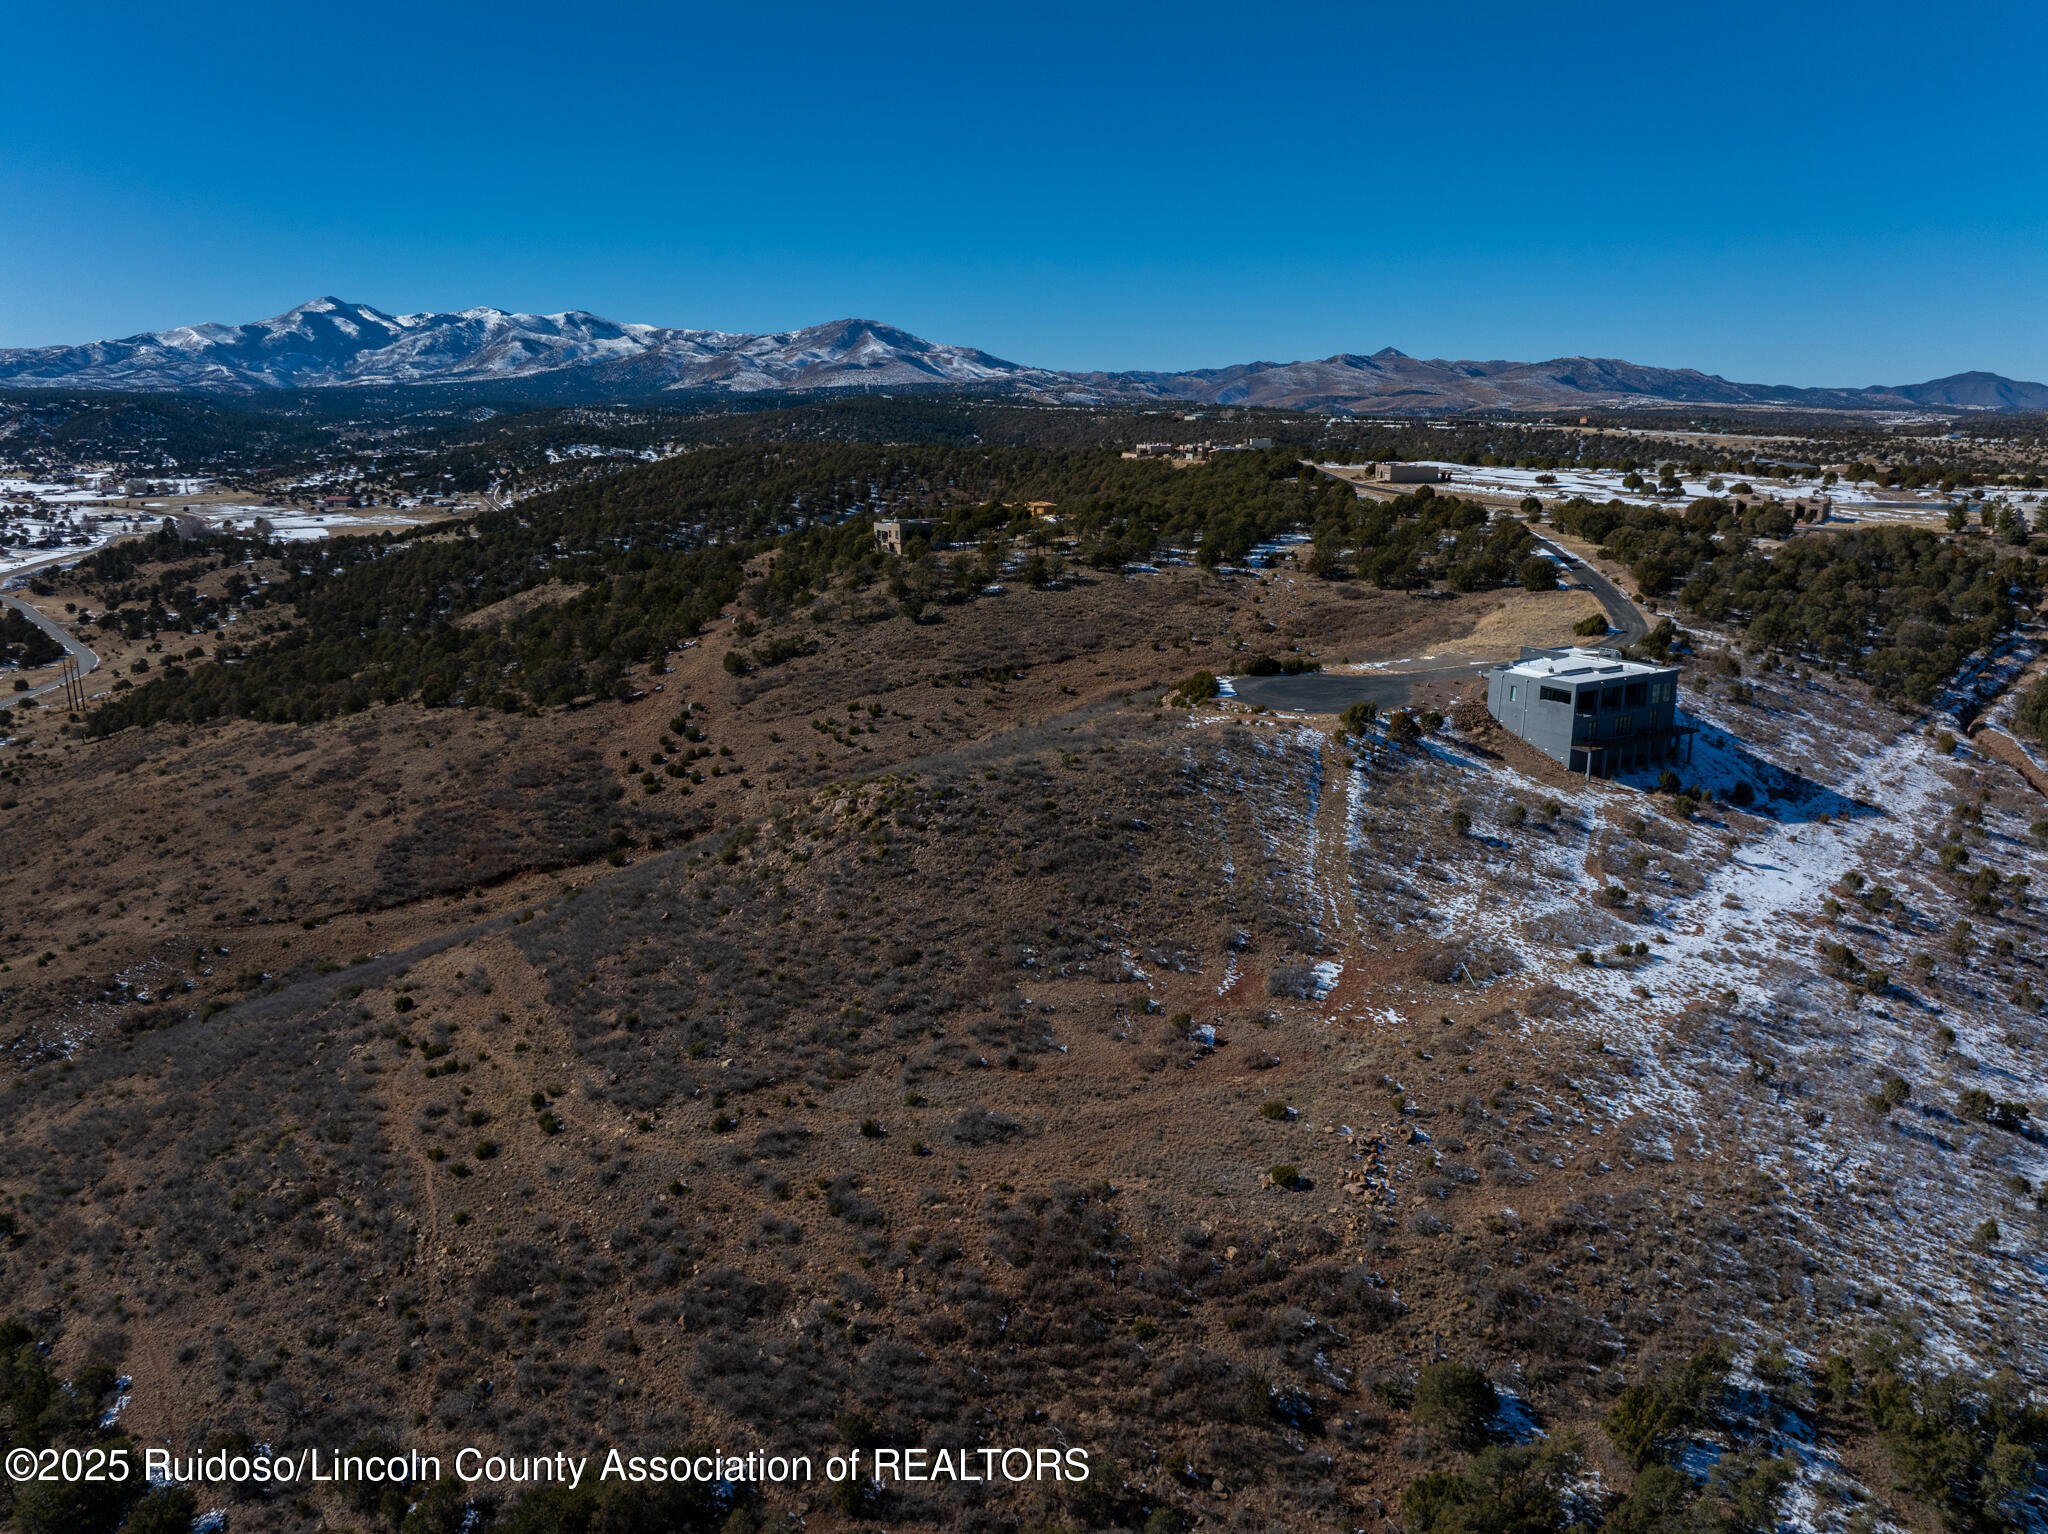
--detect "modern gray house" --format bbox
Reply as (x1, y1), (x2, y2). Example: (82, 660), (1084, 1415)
(1485, 646), (1691, 778)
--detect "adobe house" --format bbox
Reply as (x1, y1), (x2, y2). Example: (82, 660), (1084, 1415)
(873, 518), (934, 556)
(1485, 646), (1692, 778)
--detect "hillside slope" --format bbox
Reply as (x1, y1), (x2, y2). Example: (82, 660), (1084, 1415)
(1, 455), (2044, 1530)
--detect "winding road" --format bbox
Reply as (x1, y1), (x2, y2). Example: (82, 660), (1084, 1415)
(1228, 535), (1647, 715)
(2, 556), (102, 706)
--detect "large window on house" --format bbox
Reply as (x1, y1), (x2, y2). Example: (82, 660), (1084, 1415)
(1539, 685), (1571, 704)
(1624, 682), (1647, 706)
(1601, 686), (1624, 710)
(1615, 714), (1635, 736)
(1575, 690), (1598, 715)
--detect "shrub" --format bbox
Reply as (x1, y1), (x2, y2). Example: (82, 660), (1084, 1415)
(1267, 964), (1317, 998)
(1267, 1164), (1302, 1190)
(1860, 1363), (2044, 1527)
(1169, 671), (1219, 707)
(8, 1455), (145, 1534)
(1573, 612), (1611, 637)
(1606, 1449), (1794, 1534)
(492, 1480), (728, 1534)
(949, 1106), (1023, 1145)
(1634, 617), (1682, 662)
(1602, 1460), (1693, 1534)
(1754, 1342), (1793, 1388)
(1258, 1100), (1292, 1121)
(2016, 677), (2048, 749)
(1402, 1442), (1579, 1534)
(123, 1488), (200, 1534)
(1413, 1361), (1498, 1449)
(1603, 1339), (1731, 1468)
(1956, 1088), (2030, 1131)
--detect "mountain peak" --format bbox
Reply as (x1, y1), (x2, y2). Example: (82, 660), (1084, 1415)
(0, 301), (1049, 395)
(1, 302), (2043, 412)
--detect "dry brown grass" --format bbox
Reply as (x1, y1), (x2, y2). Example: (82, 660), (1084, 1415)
(1457, 588), (1607, 652)
(0, 551), (2007, 1532)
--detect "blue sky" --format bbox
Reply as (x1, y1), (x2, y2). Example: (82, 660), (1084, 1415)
(3, 0), (2043, 384)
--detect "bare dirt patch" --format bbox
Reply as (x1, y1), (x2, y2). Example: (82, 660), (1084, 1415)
(453, 579), (587, 630)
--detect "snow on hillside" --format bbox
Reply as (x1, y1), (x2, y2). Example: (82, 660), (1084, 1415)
(0, 299), (1050, 395)
(1194, 653), (2048, 1395)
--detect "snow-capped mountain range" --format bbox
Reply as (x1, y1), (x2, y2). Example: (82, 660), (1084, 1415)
(2, 296), (2044, 414)
(0, 298), (1044, 396)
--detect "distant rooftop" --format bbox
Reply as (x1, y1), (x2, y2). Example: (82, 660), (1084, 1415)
(1497, 645), (1673, 681)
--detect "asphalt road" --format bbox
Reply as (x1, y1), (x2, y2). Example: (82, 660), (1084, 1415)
(2, 585), (101, 706)
(1227, 536), (1648, 716)
(1228, 661), (1488, 714)
(1541, 534), (1648, 648)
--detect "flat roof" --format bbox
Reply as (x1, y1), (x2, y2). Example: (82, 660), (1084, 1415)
(1495, 645), (1674, 683)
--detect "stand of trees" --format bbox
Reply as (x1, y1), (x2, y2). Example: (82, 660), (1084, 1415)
(1548, 497), (2036, 704)
(78, 437), (2043, 735)
(82, 444), (1330, 734)
(1311, 485), (1544, 590)
(0, 606), (63, 670)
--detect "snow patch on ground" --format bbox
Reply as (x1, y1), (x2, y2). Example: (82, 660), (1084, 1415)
(1195, 664), (2048, 1391)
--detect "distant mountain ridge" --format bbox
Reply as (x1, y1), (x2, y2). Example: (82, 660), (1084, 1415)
(0, 298), (1043, 397)
(1085, 348), (2048, 415)
(1, 297), (2043, 414)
